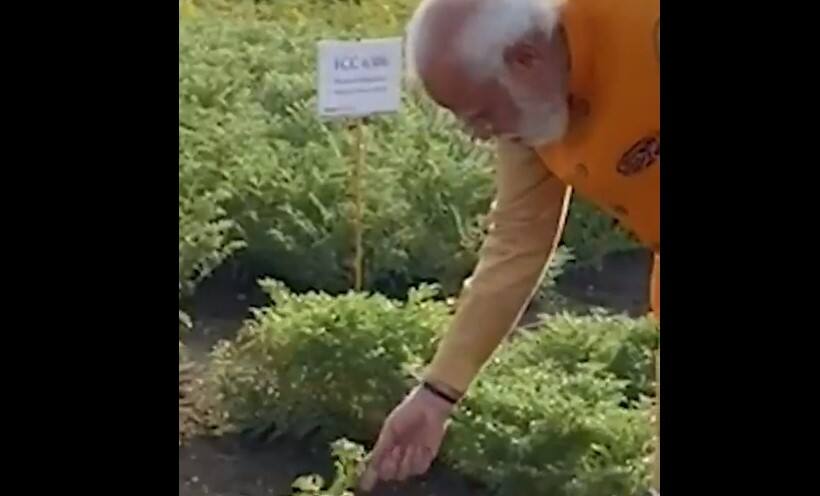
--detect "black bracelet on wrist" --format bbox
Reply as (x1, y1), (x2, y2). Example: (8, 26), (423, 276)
(421, 380), (460, 405)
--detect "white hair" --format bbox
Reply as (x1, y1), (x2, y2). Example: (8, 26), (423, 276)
(405, 0), (565, 85)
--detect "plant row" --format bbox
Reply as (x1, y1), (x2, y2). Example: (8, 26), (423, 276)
(207, 281), (658, 496)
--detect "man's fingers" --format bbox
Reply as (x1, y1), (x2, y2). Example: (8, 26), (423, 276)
(360, 428), (394, 492)
(417, 446), (434, 473)
(359, 466), (378, 492)
(396, 446), (417, 481)
(380, 446), (402, 481)
(412, 445), (432, 475)
(368, 424), (394, 464)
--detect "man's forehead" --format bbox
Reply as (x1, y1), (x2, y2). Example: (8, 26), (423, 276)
(423, 57), (492, 113)
(424, 0), (479, 19)
(417, 0), (480, 49)
(413, 0), (496, 112)
(415, 0), (481, 94)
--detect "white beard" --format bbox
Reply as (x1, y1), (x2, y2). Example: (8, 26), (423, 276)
(516, 99), (569, 146)
(500, 74), (569, 147)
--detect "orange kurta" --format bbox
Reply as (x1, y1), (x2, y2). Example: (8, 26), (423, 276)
(538, 0), (660, 316)
(537, 3), (661, 488)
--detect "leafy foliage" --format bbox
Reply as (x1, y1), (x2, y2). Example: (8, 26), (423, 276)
(292, 439), (367, 496)
(199, 0), (417, 34)
(180, 16), (492, 297)
(179, 7), (637, 301)
(178, 188), (244, 298)
(209, 280), (448, 441)
(207, 285), (656, 496)
(563, 199), (640, 267)
(442, 315), (658, 495)
(534, 245), (579, 314)
(447, 363), (651, 496)
(511, 313), (659, 404)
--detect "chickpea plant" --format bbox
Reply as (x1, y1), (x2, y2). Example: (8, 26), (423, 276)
(292, 439), (367, 496)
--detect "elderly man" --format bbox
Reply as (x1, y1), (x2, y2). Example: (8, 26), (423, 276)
(361, 0), (660, 492)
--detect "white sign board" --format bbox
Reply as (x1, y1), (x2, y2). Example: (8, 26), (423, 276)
(317, 38), (403, 119)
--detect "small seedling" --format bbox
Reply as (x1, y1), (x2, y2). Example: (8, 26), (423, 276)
(292, 439), (367, 496)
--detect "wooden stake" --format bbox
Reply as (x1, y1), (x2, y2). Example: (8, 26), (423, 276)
(352, 119), (365, 291)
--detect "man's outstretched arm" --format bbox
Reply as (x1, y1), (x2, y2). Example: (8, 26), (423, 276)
(360, 139), (572, 491)
(425, 138), (572, 395)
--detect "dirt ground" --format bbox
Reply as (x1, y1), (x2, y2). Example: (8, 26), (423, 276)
(179, 434), (486, 496)
(179, 248), (652, 496)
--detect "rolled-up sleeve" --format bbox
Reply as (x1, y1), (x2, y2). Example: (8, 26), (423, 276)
(425, 139), (572, 392)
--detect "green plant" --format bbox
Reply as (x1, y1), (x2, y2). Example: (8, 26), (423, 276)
(199, 0), (417, 33)
(292, 438), (367, 496)
(208, 280), (449, 441)
(446, 363), (652, 496)
(562, 199), (640, 267)
(180, 8), (640, 297)
(208, 285), (656, 496)
(180, 16), (493, 297)
(178, 188), (245, 297)
(435, 313), (657, 496)
(513, 313), (659, 404)
(533, 244), (579, 314)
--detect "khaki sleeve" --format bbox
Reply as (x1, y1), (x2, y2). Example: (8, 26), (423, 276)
(424, 139), (572, 393)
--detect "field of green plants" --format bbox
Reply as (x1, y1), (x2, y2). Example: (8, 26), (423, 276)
(179, 1), (655, 495)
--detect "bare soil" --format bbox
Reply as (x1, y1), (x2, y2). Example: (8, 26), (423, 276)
(179, 434), (485, 496)
(179, 248), (651, 496)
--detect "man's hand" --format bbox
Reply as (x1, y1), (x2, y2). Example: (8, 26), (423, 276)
(359, 384), (456, 491)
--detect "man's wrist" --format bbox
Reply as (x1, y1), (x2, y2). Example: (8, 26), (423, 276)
(420, 379), (461, 405)
(422, 375), (464, 401)
(413, 383), (457, 418)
